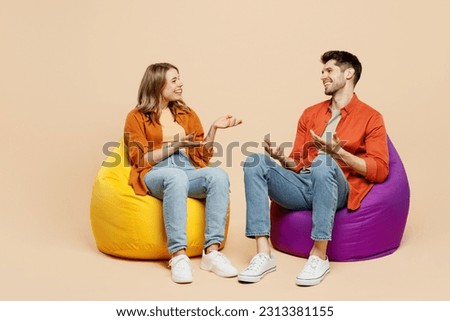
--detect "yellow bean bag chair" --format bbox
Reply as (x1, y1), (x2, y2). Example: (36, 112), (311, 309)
(90, 139), (229, 260)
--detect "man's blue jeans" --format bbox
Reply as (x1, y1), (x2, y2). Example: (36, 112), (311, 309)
(144, 151), (229, 254)
(243, 153), (349, 241)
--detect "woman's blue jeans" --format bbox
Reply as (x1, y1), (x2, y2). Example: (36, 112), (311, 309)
(243, 153), (349, 241)
(144, 151), (229, 254)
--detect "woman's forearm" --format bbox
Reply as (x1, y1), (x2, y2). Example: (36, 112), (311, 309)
(144, 144), (179, 166)
(203, 124), (218, 150)
(144, 140), (202, 165)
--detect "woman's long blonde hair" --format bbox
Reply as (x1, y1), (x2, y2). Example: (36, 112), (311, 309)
(136, 63), (191, 124)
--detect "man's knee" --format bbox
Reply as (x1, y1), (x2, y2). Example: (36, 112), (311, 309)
(310, 154), (337, 178)
(243, 153), (272, 171)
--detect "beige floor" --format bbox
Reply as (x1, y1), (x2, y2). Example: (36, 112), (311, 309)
(1, 172), (448, 301)
(1, 0), (450, 301)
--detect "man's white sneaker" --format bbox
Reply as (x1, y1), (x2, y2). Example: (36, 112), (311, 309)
(238, 253), (276, 283)
(200, 250), (238, 277)
(169, 255), (193, 284)
(295, 255), (330, 286)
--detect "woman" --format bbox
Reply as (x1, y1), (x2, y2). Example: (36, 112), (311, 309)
(124, 63), (242, 284)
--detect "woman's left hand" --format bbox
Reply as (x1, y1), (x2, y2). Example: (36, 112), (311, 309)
(212, 115), (242, 129)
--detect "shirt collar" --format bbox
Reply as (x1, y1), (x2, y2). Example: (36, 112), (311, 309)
(174, 108), (187, 115)
(326, 93), (360, 116)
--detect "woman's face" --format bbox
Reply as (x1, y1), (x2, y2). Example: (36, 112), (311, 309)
(161, 68), (183, 103)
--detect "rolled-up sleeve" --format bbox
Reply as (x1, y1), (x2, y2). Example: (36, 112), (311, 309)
(361, 114), (389, 183)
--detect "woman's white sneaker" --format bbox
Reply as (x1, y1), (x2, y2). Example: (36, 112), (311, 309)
(200, 250), (238, 277)
(238, 253), (276, 283)
(169, 255), (193, 284)
(295, 255), (330, 286)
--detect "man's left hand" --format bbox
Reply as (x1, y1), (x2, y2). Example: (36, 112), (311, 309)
(310, 129), (342, 156)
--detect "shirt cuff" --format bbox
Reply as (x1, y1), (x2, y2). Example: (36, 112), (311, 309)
(363, 157), (378, 182)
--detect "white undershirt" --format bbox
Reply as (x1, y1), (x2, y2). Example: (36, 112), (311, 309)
(300, 108), (342, 173)
(320, 108), (342, 151)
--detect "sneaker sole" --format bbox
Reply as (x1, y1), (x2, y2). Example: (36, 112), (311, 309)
(295, 269), (330, 286)
(200, 263), (238, 278)
(172, 277), (193, 284)
(237, 266), (276, 283)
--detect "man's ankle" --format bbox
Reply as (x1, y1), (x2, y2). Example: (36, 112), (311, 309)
(309, 250), (327, 260)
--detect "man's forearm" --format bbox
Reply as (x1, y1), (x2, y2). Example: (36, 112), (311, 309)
(335, 148), (367, 176)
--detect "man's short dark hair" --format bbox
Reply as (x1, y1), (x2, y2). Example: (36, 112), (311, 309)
(321, 51), (362, 85)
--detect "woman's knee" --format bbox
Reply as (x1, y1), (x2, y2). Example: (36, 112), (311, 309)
(203, 167), (229, 186)
(161, 169), (189, 189)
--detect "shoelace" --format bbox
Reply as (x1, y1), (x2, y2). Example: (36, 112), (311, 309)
(302, 257), (319, 274)
(243, 254), (268, 272)
(211, 252), (231, 264)
(169, 256), (191, 269)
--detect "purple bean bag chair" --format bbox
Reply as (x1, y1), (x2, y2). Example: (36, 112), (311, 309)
(270, 138), (410, 262)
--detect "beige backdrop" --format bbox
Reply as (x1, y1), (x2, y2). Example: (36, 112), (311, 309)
(1, 0), (449, 300)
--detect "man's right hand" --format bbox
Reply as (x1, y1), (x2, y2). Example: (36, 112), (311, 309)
(263, 137), (285, 161)
(263, 136), (298, 171)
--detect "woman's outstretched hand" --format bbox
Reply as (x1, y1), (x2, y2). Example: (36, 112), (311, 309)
(212, 115), (242, 129)
(203, 115), (242, 150)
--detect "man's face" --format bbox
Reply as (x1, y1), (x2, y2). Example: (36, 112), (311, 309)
(320, 60), (346, 96)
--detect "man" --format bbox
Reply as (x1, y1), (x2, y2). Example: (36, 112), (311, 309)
(238, 51), (389, 286)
